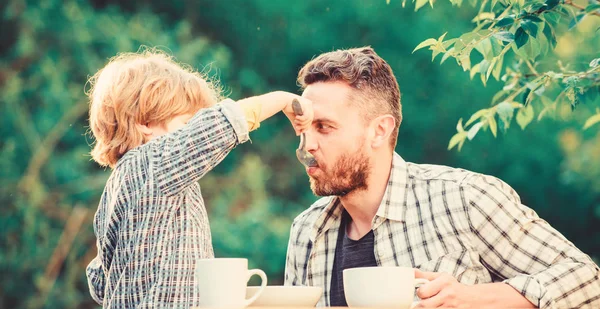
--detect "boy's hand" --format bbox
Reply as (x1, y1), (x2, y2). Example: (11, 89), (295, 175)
(283, 96), (313, 136)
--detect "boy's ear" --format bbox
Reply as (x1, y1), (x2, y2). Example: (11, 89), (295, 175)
(136, 123), (153, 137)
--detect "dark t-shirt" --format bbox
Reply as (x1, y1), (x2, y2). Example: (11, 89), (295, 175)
(329, 210), (378, 306)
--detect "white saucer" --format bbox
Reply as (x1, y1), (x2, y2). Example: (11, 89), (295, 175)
(246, 286), (322, 307)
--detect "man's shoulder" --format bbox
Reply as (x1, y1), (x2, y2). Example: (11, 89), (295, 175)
(405, 161), (518, 200)
(290, 196), (336, 232)
(405, 161), (477, 185)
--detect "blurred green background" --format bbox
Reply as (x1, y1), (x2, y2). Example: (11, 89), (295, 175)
(1, 0), (599, 308)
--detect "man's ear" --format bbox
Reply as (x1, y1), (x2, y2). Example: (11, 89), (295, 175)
(136, 123), (153, 138)
(370, 115), (395, 149)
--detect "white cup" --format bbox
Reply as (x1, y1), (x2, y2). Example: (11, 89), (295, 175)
(196, 258), (267, 308)
(343, 266), (428, 308)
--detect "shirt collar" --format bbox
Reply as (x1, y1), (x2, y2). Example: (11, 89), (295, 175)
(375, 152), (409, 223)
(310, 152), (409, 242)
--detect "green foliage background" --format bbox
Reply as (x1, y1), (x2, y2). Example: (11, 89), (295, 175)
(1, 0), (598, 308)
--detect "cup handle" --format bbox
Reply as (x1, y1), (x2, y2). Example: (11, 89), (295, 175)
(244, 269), (268, 307)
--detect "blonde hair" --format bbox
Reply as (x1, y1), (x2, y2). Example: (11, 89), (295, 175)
(87, 48), (221, 168)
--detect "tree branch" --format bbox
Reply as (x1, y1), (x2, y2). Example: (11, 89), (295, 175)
(564, 0), (600, 17)
(18, 102), (89, 194)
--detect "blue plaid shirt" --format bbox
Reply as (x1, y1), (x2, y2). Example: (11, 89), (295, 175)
(86, 99), (249, 308)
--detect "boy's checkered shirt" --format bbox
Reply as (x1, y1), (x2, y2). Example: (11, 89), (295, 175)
(285, 153), (600, 308)
(86, 99), (249, 308)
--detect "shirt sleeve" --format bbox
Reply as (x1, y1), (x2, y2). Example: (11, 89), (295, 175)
(152, 99), (250, 196)
(463, 173), (600, 309)
(284, 222), (300, 286)
(86, 254), (106, 305)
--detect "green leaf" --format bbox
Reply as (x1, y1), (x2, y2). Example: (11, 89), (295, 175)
(496, 101), (515, 129)
(569, 14), (585, 30)
(544, 11), (561, 24)
(415, 0), (429, 11)
(456, 118), (465, 132)
(493, 31), (515, 42)
(475, 38), (495, 60)
(478, 59), (491, 74)
(458, 53), (472, 71)
(448, 131), (468, 150)
(590, 58), (600, 68)
(453, 32), (476, 53)
(525, 87), (536, 105)
(493, 55), (504, 80)
(413, 38), (438, 53)
(522, 36), (541, 60)
(585, 4), (600, 13)
(521, 20), (539, 37)
(465, 108), (490, 126)
(537, 27), (550, 56)
(583, 113), (600, 130)
(523, 88), (532, 105)
(442, 38), (457, 49)
(496, 17), (515, 27)
(528, 3), (548, 12)
(470, 63), (480, 79)
(537, 96), (555, 121)
(545, 0), (560, 10)
(515, 27), (529, 49)
(488, 115), (498, 137)
(542, 23), (556, 48)
(516, 104), (535, 129)
(472, 12), (496, 22)
(523, 15), (543, 23)
(486, 57), (498, 80)
(492, 89), (509, 105)
(565, 87), (582, 110)
(467, 122), (483, 140)
(440, 48), (454, 64)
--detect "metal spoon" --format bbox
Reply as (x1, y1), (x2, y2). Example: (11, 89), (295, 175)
(291, 99), (317, 167)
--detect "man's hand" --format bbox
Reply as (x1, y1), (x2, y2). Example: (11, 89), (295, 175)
(413, 269), (536, 309)
(413, 269), (476, 308)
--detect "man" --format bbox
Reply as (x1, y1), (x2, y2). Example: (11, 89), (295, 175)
(284, 46), (600, 308)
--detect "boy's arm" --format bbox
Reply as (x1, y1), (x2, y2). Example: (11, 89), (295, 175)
(151, 99), (249, 197)
(152, 92), (310, 196)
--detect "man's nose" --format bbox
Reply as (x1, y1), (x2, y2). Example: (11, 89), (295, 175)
(303, 130), (318, 153)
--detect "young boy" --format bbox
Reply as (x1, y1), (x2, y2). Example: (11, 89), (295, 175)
(85, 49), (313, 308)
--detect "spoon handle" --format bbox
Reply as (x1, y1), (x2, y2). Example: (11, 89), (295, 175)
(292, 98), (304, 116)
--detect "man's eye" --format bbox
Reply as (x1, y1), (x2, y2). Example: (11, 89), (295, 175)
(317, 123), (332, 131)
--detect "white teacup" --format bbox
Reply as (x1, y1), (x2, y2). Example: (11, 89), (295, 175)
(343, 266), (428, 308)
(196, 258), (267, 308)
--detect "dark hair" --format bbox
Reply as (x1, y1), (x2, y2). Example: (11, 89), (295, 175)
(297, 46), (402, 148)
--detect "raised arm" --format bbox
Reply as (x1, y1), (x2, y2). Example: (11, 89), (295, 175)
(151, 99), (249, 196)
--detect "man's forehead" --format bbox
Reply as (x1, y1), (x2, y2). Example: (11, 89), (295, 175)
(302, 82), (355, 118)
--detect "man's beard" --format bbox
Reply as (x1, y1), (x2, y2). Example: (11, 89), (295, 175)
(309, 148), (370, 197)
